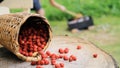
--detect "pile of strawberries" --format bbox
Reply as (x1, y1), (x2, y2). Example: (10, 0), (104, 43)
(18, 23), (49, 57)
(31, 47), (78, 68)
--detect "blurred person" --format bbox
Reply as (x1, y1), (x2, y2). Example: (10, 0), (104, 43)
(32, 0), (45, 16)
(32, 0), (66, 16)
(49, 0), (66, 11)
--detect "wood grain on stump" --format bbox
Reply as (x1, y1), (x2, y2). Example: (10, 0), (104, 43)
(0, 36), (118, 68)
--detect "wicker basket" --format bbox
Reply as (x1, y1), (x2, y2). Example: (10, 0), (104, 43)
(0, 13), (52, 61)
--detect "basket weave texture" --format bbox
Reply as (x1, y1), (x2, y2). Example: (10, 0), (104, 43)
(0, 13), (52, 61)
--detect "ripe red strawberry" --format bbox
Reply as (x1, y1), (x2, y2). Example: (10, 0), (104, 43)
(46, 51), (51, 56)
(69, 57), (73, 62)
(50, 53), (57, 60)
(51, 60), (56, 65)
(33, 48), (37, 52)
(31, 61), (37, 65)
(93, 53), (98, 58)
(58, 48), (64, 54)
(59, 54), (63, 58)
(70, 55), (77, 61)
(37, 60), (41, 65)
(37, 47), (42, 51)
(38, 51), (44, 55)
(63, 55), (69, 61)
(41, 45), (45, 49)
(40, 60), (45, 65)
(41, 54), (48, 59)
(60, 63), (64, 67)
(77, 45), (81, 50)
(72, 57), (77, 61)
(29, 52), (33, 56)
(36, 65), (43, 68)
(25, 52), (29, 56)
(54, 64), (60, 68)
(64, 48), (69, 53)
(44, 59), (49, 65)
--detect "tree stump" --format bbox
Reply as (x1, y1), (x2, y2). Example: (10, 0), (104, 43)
(0, 36), (118, 68)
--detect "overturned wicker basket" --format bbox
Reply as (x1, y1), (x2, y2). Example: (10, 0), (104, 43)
(0, 13), (52, 61)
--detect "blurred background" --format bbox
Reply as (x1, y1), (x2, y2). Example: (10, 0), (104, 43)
(1, 0), (120, 66)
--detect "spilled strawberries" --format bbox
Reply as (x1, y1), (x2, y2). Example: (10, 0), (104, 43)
(29, 47), (79, 68)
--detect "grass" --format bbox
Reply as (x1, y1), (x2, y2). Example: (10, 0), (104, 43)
(42, 0), (120, 20)
(49, 16), (120, 67)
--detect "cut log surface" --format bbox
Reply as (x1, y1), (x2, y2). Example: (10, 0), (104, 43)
(0, 36), (118, 68)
